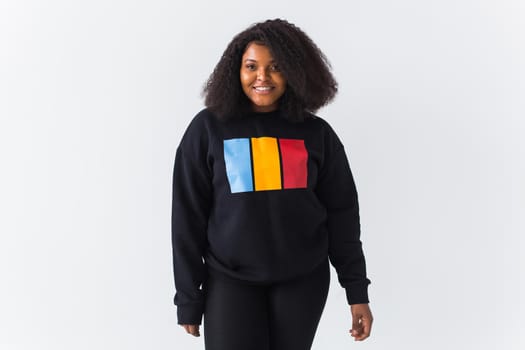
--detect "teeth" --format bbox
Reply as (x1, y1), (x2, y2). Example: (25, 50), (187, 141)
(254, 86), (272, 91)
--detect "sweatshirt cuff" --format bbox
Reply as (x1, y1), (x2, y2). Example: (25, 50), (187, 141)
(177, 303), (204, 325)
(344, 282), (370, 305)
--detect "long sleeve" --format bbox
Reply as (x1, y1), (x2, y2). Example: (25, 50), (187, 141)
(171, 143), (212, 325)
(315, 145), (371, 305)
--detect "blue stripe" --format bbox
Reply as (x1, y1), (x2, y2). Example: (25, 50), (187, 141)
(224, 138), (253, 193)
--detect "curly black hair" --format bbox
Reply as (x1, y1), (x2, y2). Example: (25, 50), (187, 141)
(202, 18), (338, 123)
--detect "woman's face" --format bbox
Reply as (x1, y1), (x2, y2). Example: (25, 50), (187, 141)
(240, 42), (286, 112)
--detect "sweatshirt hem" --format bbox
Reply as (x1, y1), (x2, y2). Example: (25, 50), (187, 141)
(206, 257), (329, 287)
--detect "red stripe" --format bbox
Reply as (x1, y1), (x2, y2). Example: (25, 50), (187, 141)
(279, 138), (308, 189)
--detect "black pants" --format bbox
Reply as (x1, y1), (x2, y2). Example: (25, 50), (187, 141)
(203, 258), (330, 350)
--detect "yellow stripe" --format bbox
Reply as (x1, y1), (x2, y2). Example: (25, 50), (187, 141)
(251, 137), (282, 191)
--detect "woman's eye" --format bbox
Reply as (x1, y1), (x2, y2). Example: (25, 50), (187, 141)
(246, 64), (256, 70)
(270, 64), (280, 71)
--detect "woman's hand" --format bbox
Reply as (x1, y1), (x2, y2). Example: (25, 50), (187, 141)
(349, 303), (373, 341)
(181, 324), (200, 337)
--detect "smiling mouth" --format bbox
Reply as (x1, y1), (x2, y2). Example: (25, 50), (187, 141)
(253, 86), (274, 91)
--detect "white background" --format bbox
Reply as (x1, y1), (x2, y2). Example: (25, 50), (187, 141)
(1, 0), (523, 349)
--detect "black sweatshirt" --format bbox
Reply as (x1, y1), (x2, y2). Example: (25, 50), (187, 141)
(171, 108), (371, 325)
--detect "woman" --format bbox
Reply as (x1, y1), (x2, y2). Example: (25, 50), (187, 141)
(171, 18), (373, 350)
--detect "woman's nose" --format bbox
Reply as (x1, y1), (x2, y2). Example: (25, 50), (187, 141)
(257, 68), (269, 81)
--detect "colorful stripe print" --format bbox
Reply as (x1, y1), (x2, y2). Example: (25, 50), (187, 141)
(224, 137), (308, 193)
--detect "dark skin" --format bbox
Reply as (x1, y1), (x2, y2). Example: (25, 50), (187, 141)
(181, 324), (200, 337)
(349, 303), (374, 341)
(180, 41), (374, 342)
(239, 42), (287, 112)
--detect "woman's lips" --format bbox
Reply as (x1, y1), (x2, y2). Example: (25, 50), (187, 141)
(253, 86), (274, 94)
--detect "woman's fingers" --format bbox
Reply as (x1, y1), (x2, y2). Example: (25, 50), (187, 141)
(350, 317), (363, 337)
(349, 304), (373, 341)
(181, 324), (201, 337)
(361, 316), (372, 339)
(352, 317), (372, 340)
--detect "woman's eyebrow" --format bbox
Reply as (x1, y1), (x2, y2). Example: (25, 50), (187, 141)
(244, 58), (275, 63)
